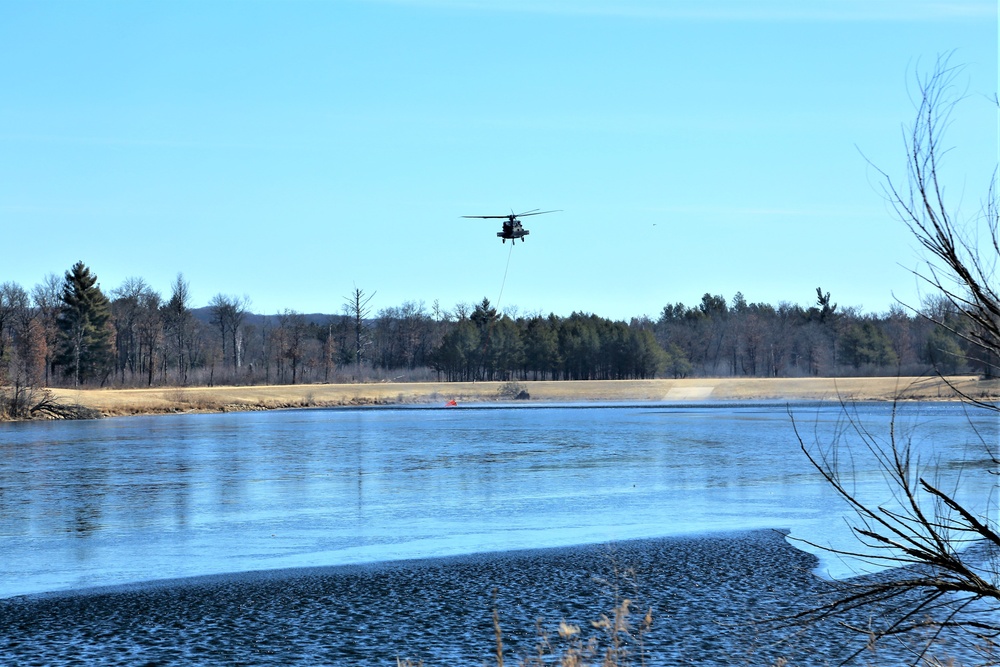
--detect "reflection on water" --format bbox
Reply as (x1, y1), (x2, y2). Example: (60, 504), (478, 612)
(0, 401), (995, 598)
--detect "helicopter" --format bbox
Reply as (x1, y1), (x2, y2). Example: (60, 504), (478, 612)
(462, 209), (560, 243)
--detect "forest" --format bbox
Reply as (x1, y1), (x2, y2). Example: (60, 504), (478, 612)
(0, 261), (990, 396)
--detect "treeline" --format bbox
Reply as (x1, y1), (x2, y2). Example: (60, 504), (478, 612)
(0, 263), (992, 395)
(653, 289), (991, 378)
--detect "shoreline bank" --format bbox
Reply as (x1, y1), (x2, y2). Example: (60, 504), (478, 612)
(38, 375), (997, 419)
(0, 530), (847, 665)
(2, 529), (968, 665)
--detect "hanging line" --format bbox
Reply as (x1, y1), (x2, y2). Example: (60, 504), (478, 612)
(476, 241), (515, 382)
(495, 240), (515, 313)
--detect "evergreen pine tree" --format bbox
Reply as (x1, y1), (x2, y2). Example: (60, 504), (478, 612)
(55, 261), (114, 386)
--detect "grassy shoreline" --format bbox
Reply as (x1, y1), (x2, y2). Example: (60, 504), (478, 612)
(40, 375), (997, 419)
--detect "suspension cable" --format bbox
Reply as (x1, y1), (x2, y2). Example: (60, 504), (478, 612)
(495, 240), (515, 313)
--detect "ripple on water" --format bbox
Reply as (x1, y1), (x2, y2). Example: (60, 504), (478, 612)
(0, 530), (966, 666)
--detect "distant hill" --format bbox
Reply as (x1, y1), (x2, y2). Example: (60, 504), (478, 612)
(189, 307), (345, 327)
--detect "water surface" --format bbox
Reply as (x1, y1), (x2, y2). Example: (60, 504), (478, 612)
(1, 400), (994, 598)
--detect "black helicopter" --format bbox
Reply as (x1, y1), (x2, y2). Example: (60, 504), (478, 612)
(463, 209), (559, 243)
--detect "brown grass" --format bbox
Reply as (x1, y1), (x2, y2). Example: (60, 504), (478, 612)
(398, 591), (655, 667)
(44, 376), (996, 419)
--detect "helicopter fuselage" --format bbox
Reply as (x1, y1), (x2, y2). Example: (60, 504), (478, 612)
(498, 219), (529, 242)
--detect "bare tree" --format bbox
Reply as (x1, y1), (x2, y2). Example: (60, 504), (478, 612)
(256, 314), (272, 385)
(872, 54), (1000, 381)
(0, 287), (101, 416)
(31, 274), (62, 386)
(209, 293), (251, 377)
(108, 278), (163, 387)
(790, 55), (1000, 665)
(321, 319), (336, 383)
(0, 283), (18, 379)
(0, 282), (45, 393)
(343, 286), (375, 380)
(111, 277), (150, 384)
(136, 289), (162, 386)
(11, 287), (45, 388)
(162, 274), (193, 385)
(277, 309), (307, 385)
(790, 398), (999, 665)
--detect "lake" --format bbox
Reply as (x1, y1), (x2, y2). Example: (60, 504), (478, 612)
(0, 400), (995, 664)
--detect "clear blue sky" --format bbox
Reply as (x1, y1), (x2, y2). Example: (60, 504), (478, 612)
(1, 0), (996, 320)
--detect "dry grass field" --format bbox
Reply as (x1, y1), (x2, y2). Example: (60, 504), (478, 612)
(45, 375), (997, 418)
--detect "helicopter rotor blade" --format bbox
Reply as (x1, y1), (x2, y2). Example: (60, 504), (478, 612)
(462, 209), (561, 219)
(516, 209), (561, 217)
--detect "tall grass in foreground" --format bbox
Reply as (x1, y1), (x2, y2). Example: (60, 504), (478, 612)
(398, 590), (653, 667)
